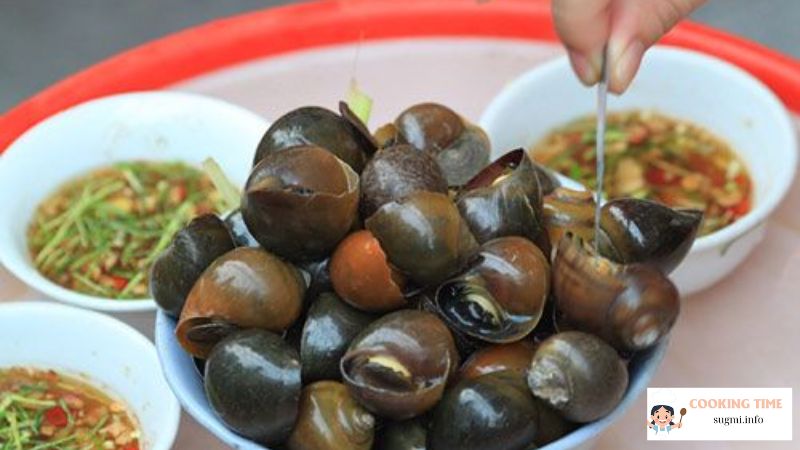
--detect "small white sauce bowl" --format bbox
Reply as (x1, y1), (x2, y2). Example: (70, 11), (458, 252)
(481, 47), (798, 294)
(0, 91), (268, 312)
(0, 301), (181, 450)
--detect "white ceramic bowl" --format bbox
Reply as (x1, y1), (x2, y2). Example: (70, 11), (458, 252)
(0, 91), (268, 312)
(0, 301), (181, 450)
(155, 309), (667, 450)
(481, 47), (798, 294)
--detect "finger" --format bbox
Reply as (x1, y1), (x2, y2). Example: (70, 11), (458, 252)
(607, 0), (708, 93)
(552, 0), (613, 85)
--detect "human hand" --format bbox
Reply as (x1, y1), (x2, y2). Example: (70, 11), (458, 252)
(552, 0), (707, 93)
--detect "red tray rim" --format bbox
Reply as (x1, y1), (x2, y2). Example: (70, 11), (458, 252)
(1, 0), (799, 154)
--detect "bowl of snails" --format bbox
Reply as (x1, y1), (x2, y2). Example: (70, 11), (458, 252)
(155, 100), (695, 450)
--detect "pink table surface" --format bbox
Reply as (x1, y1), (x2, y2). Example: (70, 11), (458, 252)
(1, 38), (798, 449)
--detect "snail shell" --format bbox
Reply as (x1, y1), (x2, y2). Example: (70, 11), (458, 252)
(204, 329), (301, 446)
(150, 214), (235, 317)
(527, 331), (628, 423)
(287, 381), (375, 450)
(553, 236), (680, 352)
(340, 310), (458, 420)
(176, 247), (305, 358)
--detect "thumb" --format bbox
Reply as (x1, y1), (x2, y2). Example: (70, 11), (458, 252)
(552, 0), (613, 86)
(607, 0), (708, 93)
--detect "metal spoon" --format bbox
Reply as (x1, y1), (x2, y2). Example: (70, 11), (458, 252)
(593, 47), (610, 252)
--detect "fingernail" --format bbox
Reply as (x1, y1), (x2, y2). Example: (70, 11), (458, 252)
(610, 40), (645, 93)
(568, 51), (600, 86)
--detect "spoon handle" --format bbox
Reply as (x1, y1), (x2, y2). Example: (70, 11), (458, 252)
(593, 46), (609, 253)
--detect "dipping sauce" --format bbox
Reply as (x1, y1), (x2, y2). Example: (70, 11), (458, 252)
(531, 110), (752, 236)
(0, 367), (139, 449)
(27, 161), (223, 299)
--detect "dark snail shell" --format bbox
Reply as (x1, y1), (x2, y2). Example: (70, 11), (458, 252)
(176, 247), (305, 358)
(457, 149), (545, 245)
(242, 145), (359, 263)
(150, 214), (235, 317)
(223, 209), (260, 248)
(253, 106), (369, 172)
(527, 331), (628, 423)
(395, 103), (464, 153)
(458, 340), (537, 381)
(365, 191), (479, 287)
(532, 162), (561, 196)
(340, 310), (459, 420)
(598, 198), (702, 274)
(428, 371), (539, 450)
(339, 101), (379, 156)
(434, 125), (491, 187)
(374, 418), (428, 450)
(301, 292), (375, 382)
(553, 237), (680, 352)
(330, 230), (408, 312)
(205, 329), (301, 446)
(360, 144), (448, 219)
(287, 381), (375, 450)
(394, 103), (490, 186)
(298, 257), (333, 306)
(435, 237), (550, 344)
(534, 399), (579, 447)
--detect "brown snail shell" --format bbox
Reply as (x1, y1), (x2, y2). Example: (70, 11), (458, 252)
(340, 310), (458, 420)
(359, 144), (448, 219)
(150, 214), (235, 317)
(527, 331), (628, 423)
(457, 149), (545, 245)
(287, 381), (375, 450)
(176, 247), (305, 358)
(395, 102), (464, 152)
(543, 187), (597, 248)
(435, 236), (550, 344)
(458, 340), (537, 381)
(253, 106), (370, 172)
(393, 103), (490, 186)
(242, 145), (359, 263)
(433, 124), (491, 187)
(428, 371), (540, 450)
(329, 230), (407, 312)
(365, 191), (478, 287)
(553, 236), (680, 352)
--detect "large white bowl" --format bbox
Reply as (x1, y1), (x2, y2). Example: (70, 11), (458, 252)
(481, 47), (798, 294)
(155, 309), (667, 450)
(0, 91), (268, 312)
(0, 301), (181, 450)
